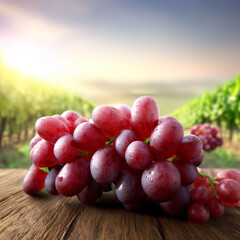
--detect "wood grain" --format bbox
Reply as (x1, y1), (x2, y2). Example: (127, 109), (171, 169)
(0, 169), (239, 240)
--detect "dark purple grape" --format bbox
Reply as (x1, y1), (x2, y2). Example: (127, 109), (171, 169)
(188, 203), (210, 224)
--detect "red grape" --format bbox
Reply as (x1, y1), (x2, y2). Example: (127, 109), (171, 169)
(206, 197), (224, 217)
(114, 129), (138, 158)
(55, 157), (90, 196)
(23, 164), (48, 195)
(188, 203), (210, 224)
(150, 120), (184, 159)
(125, 141), (153, 170)
(90, 146), (121, 184)
(160, 186), (191, 216)
(35, 116), (69, 143)
(54, 134), (79, 163)
(216, 179), (240, 203)
(131, 96), (159, 139)
(216, 169), (240, 184)
(190, 186), (210, 203)
(73, 122), (106, 153)
(30, 140), (58, 167)
(115, 163), (144, 204)
(141, 160), (181, 202)
(30, 134), (42, 149)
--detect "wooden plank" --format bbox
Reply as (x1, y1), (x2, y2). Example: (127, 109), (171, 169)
(0, 169), (239, 240)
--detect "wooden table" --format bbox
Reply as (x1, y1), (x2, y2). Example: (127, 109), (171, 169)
(0, 169), (239, 240)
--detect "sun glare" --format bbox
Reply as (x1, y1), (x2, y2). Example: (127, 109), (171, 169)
(2, 43), (53, 79)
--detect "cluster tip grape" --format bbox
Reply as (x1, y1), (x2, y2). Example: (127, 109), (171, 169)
(23, 96), (240, 225)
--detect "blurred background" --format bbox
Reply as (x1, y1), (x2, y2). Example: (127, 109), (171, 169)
(0, 0), (239, 168)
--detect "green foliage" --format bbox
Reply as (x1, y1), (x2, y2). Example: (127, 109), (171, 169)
(173, 76), (240, 135)
(0, 58), (95, 145)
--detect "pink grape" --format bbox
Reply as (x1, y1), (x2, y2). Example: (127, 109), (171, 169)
(35, 116), (69, 143)
(125, 141), (153, 170)
(90, 146), (121, 184)
(23, 164), (48, 195)
(55, 157), (90, 196)
(158, 116), (177, 124)
(115, 163), (144, 204)
(53, 114), (73, 133)
(150, 119), (184, 160)
(73, 122), (106, 153)
(216, 179), (240, 203)
(30, 134), (42, 149)
(131, 96), (159, 139)
(114, 129), (138, 158)
(141, 160), (181, 202)
(114, 104), (131, 120)
(61, 110), (82, 126)
(177, 135), (203, 162)
(92, 105), (125, 137)
(54, 134), (80, 163)
(30, 140), (58, 167)
(188, 203), (210, 224)
(74, 117), (88, 128)
(216, 169), (240, 184)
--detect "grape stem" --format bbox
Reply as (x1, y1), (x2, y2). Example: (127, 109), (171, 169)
(106, 137), (114, 145)
(144, 138), (150, 144)
(39, 167), (49, 173)
(197, 169), (217, 196)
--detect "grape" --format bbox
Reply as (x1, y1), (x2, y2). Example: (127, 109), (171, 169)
(23, 164), (48, 195)
(114, 104), (131, 120)
(90, 146), (121, 184)
(141, 160), (181, 202)
(45, 164), (63, 195)
(73, 122), (106, 153)
(55, 157), (90, 196)
(191, 150), (204, 167)
(30, 134), (42, 149)
(92, 105), (125, 137)
(190, 186), (210, 203)
(216, 169), (240, 184)
(35, 116), (69, 143)
(30, 140), (58, 167)
(194, 175), (210, 188)
(177, 135), (203, 162)
(131, 96), (159, 139)
(61, 110), (82, 126)
(173, 161), (198, 186)
(77, 178), (103, 205)
(53, 114), (73, 133)
(150, 120), (184, 160)
(158, 116), (177, 124)
(188, 203), (210, 224)
(160, 186), (191, 216)
(216, 179), (240, 203)
(114, 129), (138, 158)
(74, 117), (88, 128)
(115, 163), (144, 204)
(206, 197), (224, 217)
(54, 134), (79, 163)
(125, 141), (153, 170)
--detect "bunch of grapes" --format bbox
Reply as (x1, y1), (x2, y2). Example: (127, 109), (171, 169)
(191, 123), (223, 152)
(23, 96), (240, 224)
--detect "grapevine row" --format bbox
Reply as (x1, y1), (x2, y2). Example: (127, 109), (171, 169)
(0, 59), (94, 147)
(173, 76), (240, 141)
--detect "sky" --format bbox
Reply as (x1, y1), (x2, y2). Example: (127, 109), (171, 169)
(0, 0), (240, 85)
